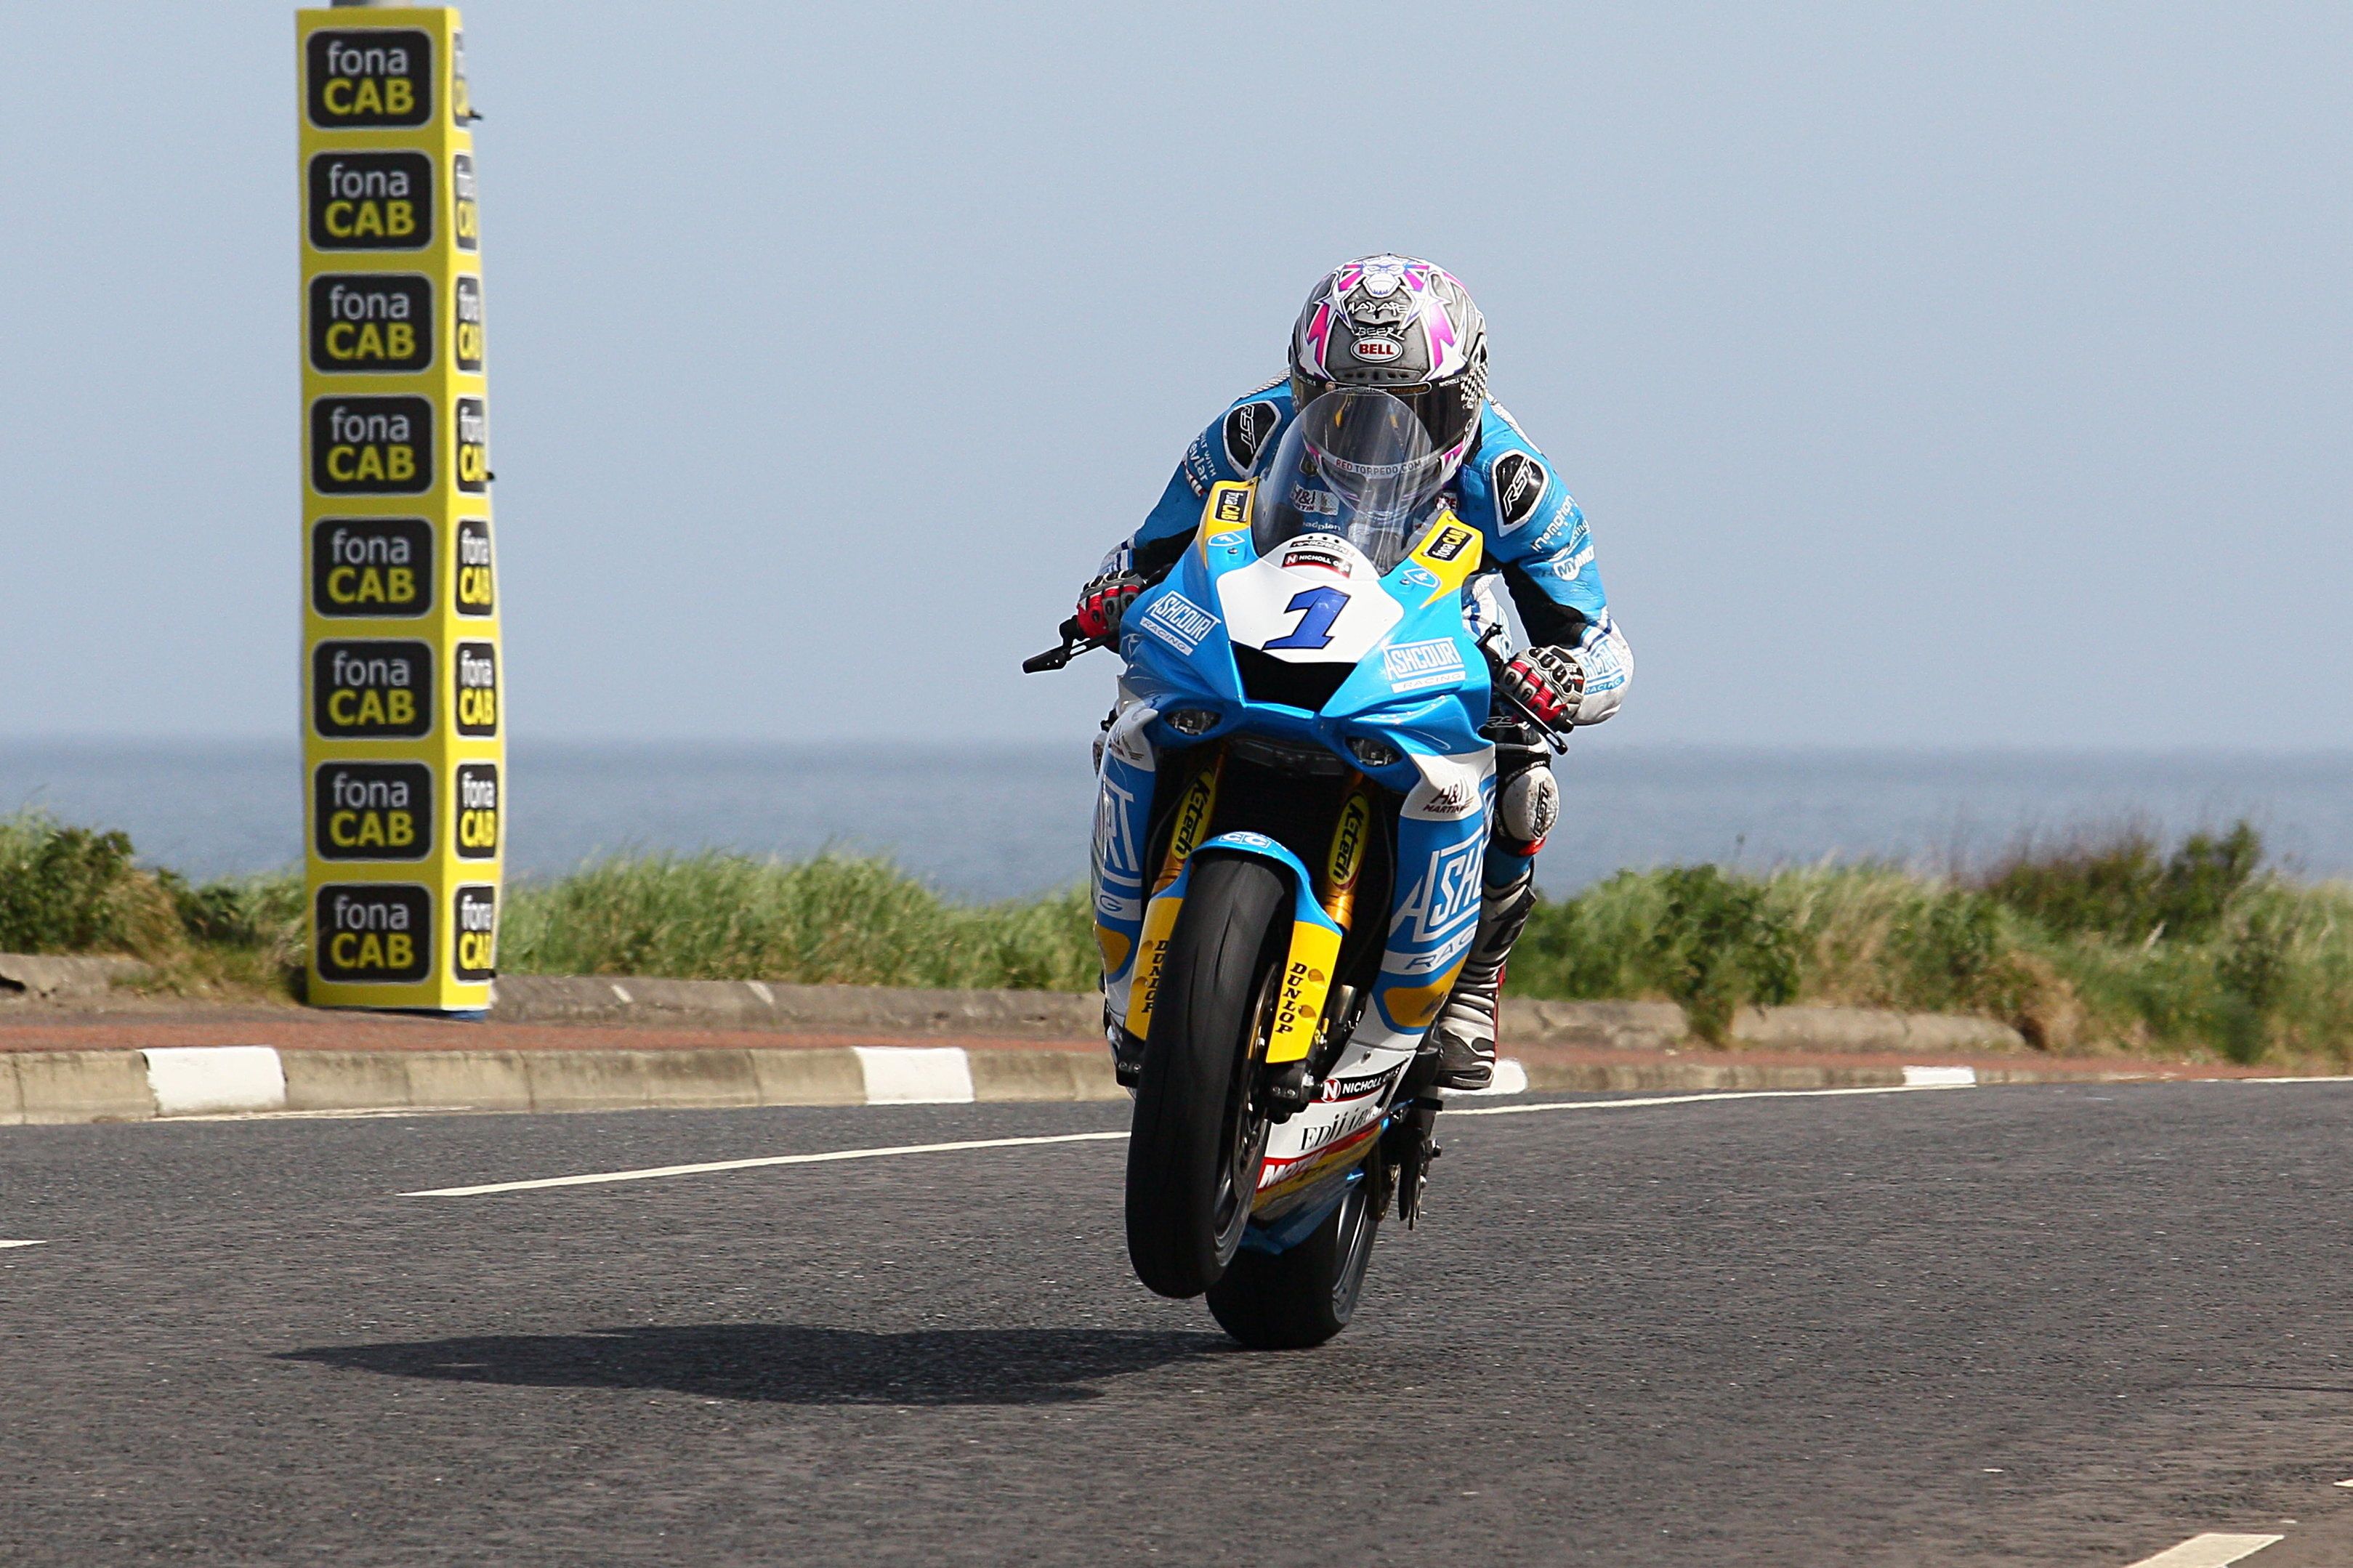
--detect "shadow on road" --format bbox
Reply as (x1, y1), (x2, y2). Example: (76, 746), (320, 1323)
(280, 1324), (1228, 1406)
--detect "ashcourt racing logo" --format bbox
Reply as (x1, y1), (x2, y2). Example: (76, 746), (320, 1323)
(1139, 591), (1216, 656)
(306, 28), (432, 129)
(313, 639), (432, 740)
(315, 884), (430, 985)
(312, 396), (432, 495)
(312, 518), (432, 618)
(312, 761), (432, 862)
(1381, 637), (1466, 693)
(1392, 836), (1484, 945)
(307, 153), (432, 251)
(309, 275), (432, 375)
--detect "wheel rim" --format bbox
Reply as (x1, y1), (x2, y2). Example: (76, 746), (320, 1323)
(1209, 957), (1278, 1264)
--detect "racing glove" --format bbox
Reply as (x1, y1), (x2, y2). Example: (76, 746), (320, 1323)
(1499, 644), (1587, 731)
(1075, 570), (1146, 644)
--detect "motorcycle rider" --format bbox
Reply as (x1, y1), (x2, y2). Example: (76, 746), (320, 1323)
(1073, 254), (1631, 1090)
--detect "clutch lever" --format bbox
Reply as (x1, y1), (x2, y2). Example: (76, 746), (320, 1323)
(1477, 626), (1573, 754)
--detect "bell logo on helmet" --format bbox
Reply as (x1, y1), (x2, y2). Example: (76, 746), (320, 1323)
(1352, 336), (1402, 362)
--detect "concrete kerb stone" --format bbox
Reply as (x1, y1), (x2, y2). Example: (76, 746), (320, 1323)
(282, 1050), (414, 1113)
(0, 1055), (23, 1126)
(748, 1048), (866, 1107)
(969, 1049), (1124, 1104)
(403, 1051), (535, 1113)
(16, 1051), (154, 1123)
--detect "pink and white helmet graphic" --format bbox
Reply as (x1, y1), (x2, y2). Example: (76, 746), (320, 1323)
(1291, 254), (1488, 471)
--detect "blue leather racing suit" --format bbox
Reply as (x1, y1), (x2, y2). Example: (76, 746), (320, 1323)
(1097, 379), (1634, 889)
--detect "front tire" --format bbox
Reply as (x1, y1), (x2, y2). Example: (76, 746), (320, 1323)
(1125, 854), (1285, 1300)
(1207, 1179), (1381, 1349)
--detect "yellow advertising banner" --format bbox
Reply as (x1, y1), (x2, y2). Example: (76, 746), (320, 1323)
(298, 7), (501, 1011)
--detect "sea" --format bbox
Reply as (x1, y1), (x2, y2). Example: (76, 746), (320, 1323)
(4, 741), (2349, 900)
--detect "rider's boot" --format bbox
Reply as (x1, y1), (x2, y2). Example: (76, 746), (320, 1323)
(1429, 868), (1537, 1091)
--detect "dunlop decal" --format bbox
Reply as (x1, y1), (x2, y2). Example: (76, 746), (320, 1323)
(313, 639), (432, 740)
(314, 761), (432, 862)
(310, 275), (432, 374)
(315, 883), (431, 985)
(454, 517), (495, 615)
(452, 884), (497, 982)
(312, 395), (432, 495)
(312, 517), (432, 618)
(306, 28), (432, 129)
(307, 151), (432, 251)
(454, 761), (499, 860)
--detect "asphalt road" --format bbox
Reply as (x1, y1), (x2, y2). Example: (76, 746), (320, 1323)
(7, 1082), (2353, 1565)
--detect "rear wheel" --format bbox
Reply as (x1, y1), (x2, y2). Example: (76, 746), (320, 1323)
(1206, 1178), (1381, 1349)
(1125, 854), (1284, 1299)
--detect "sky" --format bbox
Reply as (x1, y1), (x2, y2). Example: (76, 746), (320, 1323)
(1, 1), (2346, 749)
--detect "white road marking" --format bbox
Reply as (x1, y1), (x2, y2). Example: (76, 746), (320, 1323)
(0, 1240), (47, 1250)
(405, 1130), (1131, 1197)
(144, 1046), (287, 1117)
(1450, 1082), (1974, 1118)
(855, 1046), (975, 1105)
(2123, 1533), (2283, 1567)
(1904, 1064), (1978, 1087)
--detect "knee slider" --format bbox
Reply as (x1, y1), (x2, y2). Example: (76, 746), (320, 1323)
(1496, 759), (1559, 854)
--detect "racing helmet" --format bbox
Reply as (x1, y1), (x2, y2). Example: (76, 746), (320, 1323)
(1289, 254), (1489, 480)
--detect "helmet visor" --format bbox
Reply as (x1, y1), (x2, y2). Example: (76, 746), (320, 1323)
(1252, 388), (1449, 573)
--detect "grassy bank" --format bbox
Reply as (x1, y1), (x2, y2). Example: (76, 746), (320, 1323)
(4, 810), (2346, 1066)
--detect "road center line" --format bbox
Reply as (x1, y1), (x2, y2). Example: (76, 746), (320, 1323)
(407, 1081), (1987, 1197)
(404, 1131), (1132, 1197)
(1449, 1082), (1974, 1118)
(2123, 1532), (2283, 1567)
(0, 1240), (48, 1250)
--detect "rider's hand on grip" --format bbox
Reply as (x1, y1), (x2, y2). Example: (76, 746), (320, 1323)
(1499, 645), (1586, 731)
(1075, 571), (1146, 645)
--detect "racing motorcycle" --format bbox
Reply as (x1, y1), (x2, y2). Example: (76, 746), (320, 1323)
(1025, 388), (1561, 1350)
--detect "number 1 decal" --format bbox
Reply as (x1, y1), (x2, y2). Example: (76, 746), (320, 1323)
(1262, 586), (1347, 651)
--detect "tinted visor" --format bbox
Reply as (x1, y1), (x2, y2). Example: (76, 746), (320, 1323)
(1293, 372), (1478, 458)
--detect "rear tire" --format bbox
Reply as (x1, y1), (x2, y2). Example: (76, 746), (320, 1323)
(1207, 1179), (1381, 1349)
(1125, 854), (1286, 1300)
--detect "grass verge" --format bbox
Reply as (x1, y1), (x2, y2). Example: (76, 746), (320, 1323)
(2, 809), (2345, 1065)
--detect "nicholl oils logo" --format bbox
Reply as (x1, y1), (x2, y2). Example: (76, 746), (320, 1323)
(306, 29), (432, 129)
(312, 517), (432, 618)
(313, 761), (432, 862)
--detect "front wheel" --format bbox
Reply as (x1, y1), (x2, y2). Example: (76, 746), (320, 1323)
(1125, 854), (1285, 1300)
(1206, 1179), (1381, 1349)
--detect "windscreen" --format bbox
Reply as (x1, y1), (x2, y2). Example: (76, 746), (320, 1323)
(1250, 388), (1449, 573)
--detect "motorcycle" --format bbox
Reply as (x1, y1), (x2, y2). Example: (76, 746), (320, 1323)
(1024, 387), (1562, 1349)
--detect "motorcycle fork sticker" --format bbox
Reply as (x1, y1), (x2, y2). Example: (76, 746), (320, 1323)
(1152, 754), (1222, 894)
(1264, 920), (1344, 1066)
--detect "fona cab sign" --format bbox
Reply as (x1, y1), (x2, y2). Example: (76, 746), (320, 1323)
(315, 884), (431, 985)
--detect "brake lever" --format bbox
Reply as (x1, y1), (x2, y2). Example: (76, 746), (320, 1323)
(1021, 617), (1099, 675)
(1477, 626), (1573, 753)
